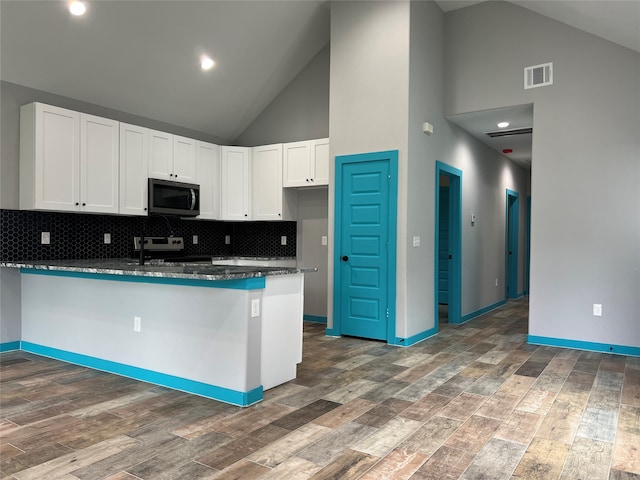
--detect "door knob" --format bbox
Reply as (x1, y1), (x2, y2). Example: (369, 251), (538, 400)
(341, 255), (349, 262)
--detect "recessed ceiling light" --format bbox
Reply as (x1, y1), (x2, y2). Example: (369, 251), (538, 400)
(497, 121), (510, 128)
(201, 56), (215, 71)
(69, 1), (86, 16)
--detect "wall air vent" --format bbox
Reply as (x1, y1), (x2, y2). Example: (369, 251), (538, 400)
(485, 127), (533, 138)
(524, 62), (553, 89)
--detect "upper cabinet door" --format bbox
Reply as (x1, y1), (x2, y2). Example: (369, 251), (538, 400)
(311, 138), (329, 186)
(221, 146), (250, 221)
(173, 135), (197, 183)
(196, 141), (220, 220)
(283, 138), (330, 188)
(283, 140), (311, 188)
(80, 113), (119, 214)
(252, 144), (284, 221)
(148, 129), (173, 180)
(119, 123), (149, 216)
(20, 103), (81, 211)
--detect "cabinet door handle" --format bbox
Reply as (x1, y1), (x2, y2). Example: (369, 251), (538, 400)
(82, 203), (86, 206)
(75, 202), (79, 206)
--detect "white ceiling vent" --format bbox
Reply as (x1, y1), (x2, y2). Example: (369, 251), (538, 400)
(524, 62), (553, 89)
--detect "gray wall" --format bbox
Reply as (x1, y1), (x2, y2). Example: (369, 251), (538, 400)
(0, 269), (21, 344)
(234, 44), (330, 147)
(328, 0), (528, 339)
(445, 2), (640, 347)
(404, 1), (529, 337)
(0, 80), (230, 210)
(297, 188), (329, 317)
(329, 0), (411, 332)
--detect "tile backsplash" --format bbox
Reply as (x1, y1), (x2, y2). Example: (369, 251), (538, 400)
(0, 209), (296, 261)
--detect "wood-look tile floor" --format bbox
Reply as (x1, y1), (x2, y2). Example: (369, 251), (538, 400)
(2, 298), (639, 479)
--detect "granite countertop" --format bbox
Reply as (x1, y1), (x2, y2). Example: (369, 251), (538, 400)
(0, 258), (316, 282)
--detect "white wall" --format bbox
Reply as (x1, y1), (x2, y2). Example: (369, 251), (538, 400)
(445, 2), (640, 347)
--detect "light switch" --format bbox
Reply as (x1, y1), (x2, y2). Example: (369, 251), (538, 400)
(413, 236), (421, 247)
(321, 236), (328, 246)
(471, 213), (476, 225)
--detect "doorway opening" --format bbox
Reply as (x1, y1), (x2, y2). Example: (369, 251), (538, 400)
(506, 189), (520, 299)
(435, 161), (462, 327)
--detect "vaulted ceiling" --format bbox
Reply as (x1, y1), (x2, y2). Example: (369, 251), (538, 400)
(1, 0), (637, 146)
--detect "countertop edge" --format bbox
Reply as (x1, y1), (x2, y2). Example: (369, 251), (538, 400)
(0, 260), (314, 282)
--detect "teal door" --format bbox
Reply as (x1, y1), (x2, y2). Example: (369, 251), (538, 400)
(334, 151), (397, 342)
(438, 185), (450, 304)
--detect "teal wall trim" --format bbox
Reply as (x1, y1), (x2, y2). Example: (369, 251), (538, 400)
(392, 326), (438, 347)
(325, 327), (341, 337)
(19, 268), (266, 290)
(515, 291), (525, 299)
(20, 342), (263, 406)
(303, 315), (327, 324)
(527, 335), (640, 357)
(460, 300), (507, 324)
(0, 341), (20, 352)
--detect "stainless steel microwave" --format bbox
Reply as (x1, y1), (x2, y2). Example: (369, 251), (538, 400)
(148, 178), (200, 217)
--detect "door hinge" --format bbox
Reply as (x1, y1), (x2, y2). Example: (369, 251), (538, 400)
(386, 308), (389, 319)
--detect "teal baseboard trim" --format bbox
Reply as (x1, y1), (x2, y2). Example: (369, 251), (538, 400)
(325, 327), (341, 337)
(527, 335), (640, 357)
(20, 341), (263, 406)
(0, 341), (20, 352)
(19, 268), (266, 290)
(514, 291), (525, 299)
(392, 326), (438, 347)
(459, 300), (507, 324)
(303, 315), (327, 324)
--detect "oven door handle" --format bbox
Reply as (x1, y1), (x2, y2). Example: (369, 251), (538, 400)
(190, 189), (197, 210)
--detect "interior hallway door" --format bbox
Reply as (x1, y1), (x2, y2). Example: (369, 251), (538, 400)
(334, 151), (398, 342)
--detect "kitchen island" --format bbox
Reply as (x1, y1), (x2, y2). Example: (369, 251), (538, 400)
(1, 259), (309, 406)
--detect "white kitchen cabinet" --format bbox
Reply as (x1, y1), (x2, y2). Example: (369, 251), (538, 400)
(173, 135), (197, 183)
(119, 123), (149, 216)
(196, 141), (220, 220)
(252, 144), (296, 221)
(148, 132), (196, 183)
(283, 138), (329, 188)
(80, 113), (119, 214)
(148, 130), (174, 181)
(20, 103), (118, 214)
(221, 146), (251, 221)
(20, 103), (79, 212)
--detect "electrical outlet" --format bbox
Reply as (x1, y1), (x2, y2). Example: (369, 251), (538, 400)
(192, 235), (198, 245)
(593, 304), (602, 316)
(134, 316), (141, 332)
(495, 278), (499, 287)
(281, 236), (287, 246)
(321, 236), (328, 246)
(104, 233), (111, 244)
(251, 299), (260, 318)
(413, 236), (421, 247)
(225, 235), (231, 245)
(41, 232), (50, 245)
